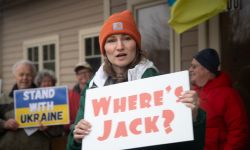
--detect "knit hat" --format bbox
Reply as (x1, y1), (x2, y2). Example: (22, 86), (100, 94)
(99, 10), (141, 55)
(194, 48), (220, 75)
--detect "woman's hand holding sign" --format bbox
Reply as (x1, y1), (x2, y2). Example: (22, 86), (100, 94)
(73, 119), (91, 143)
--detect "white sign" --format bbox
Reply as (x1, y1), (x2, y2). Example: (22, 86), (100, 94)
(14, 86), (70, 128)
(82, 71), (193, 150)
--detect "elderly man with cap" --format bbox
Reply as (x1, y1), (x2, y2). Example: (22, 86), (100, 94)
(65, 62), (93, 134)
(189, 48), (249, 150)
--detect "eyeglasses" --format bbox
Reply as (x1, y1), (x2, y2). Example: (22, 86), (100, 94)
(189, 64), (201, 70)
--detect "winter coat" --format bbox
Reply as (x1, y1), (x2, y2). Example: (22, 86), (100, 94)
(67, 59), (206, 150)
(195, 72), (249, 150)
(0, 84), (63, 150)
(65, 84), (82, 134)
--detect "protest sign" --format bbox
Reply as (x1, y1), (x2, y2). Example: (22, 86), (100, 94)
(82, 71), (193, 149)
(14, 86), (69, 128)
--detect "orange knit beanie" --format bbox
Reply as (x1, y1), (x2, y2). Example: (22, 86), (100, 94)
(99, 10), (141, 55)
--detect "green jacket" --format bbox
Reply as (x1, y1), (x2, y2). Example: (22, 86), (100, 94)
(67, 67), (206, 150)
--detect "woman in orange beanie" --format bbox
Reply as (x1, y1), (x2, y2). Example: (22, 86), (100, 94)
(67, 10), (205, 150)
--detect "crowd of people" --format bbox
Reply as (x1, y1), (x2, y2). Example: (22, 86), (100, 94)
(0, 60), (93, 150)
(0, 9), (249, 150)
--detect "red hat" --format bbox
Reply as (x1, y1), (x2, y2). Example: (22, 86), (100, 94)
(99, 10), (141, 55)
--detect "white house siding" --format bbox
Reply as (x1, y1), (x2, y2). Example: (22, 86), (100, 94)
(180, 27), (198, 70)
(0, 0), (103, 91)
(110, 0), (126, 14)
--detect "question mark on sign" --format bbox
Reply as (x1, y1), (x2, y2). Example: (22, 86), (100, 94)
(162, 109), (174, 134)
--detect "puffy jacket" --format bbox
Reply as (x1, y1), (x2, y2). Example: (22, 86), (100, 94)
(195, 72), (249, 150)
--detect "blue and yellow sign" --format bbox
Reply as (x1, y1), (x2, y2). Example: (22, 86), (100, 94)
(14, 86), (69, 128)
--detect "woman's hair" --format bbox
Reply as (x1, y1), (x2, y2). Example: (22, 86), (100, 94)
(34, 69), (57, 86)
(12, 60), (37, 77)
(103, 48), (147, 83)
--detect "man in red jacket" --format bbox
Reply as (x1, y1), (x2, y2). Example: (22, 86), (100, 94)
(65, 62), (93, 134)
(189, 48), (249, 150)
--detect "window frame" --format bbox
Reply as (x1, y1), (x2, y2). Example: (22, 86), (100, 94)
(79, 26), (102, 71)
(23, 35), (60, 84)
(127, 0), (181, 72)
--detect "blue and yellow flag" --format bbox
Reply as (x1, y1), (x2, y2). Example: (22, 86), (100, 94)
(168, 0), (227, 34)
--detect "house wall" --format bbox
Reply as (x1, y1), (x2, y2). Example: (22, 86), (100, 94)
(1, 0), (103, 91)
(0, 0), (199, 92)
(110, 0), (126, 14)
(180, 27), (198, 70)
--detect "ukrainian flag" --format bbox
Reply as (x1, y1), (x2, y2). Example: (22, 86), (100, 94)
(168, 0), (227, 34)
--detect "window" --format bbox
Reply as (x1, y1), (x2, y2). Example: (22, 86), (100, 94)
(27, 46), (39, 70)
(42, 44), (56, 71)
(79, 27), (101, 73)
(23, 35), (59, 80)
(128, 0), (172, 74)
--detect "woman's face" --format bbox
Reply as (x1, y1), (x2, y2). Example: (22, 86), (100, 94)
(40, 75), (54, 87)
(14, 64), (34, 89)
(104, 34), (137, 71)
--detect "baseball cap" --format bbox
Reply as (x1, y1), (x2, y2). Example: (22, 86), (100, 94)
(74, 61), (93, 73)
